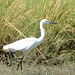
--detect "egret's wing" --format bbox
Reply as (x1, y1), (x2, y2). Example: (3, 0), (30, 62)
(3, 37), (37, 52)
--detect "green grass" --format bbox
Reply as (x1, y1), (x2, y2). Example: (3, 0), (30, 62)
(0, 62), (75, 75)
(0, 0), (75, 74)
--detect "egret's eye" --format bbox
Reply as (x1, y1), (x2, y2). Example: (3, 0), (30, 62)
(46, 21), (48, 22)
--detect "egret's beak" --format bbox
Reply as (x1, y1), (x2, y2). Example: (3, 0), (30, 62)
(48, 21), (58, 24)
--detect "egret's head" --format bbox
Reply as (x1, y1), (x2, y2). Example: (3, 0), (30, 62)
(40, 19), (57, 24)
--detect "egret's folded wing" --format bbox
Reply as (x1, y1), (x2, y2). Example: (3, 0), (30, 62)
(3, 38), (37, 52)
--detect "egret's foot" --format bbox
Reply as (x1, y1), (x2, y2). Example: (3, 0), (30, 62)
(17, 61), (22, 70)
(17, 62), (20, 66)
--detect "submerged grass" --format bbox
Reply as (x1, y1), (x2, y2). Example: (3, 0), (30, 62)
(0, 0), (75, 74)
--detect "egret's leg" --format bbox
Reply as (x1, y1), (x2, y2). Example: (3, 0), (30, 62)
(17, 52), (26, 70)
(9, 51), (13, 66)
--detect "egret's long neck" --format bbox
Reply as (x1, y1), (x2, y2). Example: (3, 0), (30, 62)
(38, 22), (45, 42)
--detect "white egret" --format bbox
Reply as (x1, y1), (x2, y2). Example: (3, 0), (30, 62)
(3, 19), (57, 70)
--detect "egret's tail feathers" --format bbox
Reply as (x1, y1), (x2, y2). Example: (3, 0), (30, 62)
(3, 46), (9, 52)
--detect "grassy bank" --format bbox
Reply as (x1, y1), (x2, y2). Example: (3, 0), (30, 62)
(0, 62), (75, 75)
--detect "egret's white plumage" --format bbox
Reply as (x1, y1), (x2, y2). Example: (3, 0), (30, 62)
(3, 19), (57, 70)
(3, 37), (37, 52)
